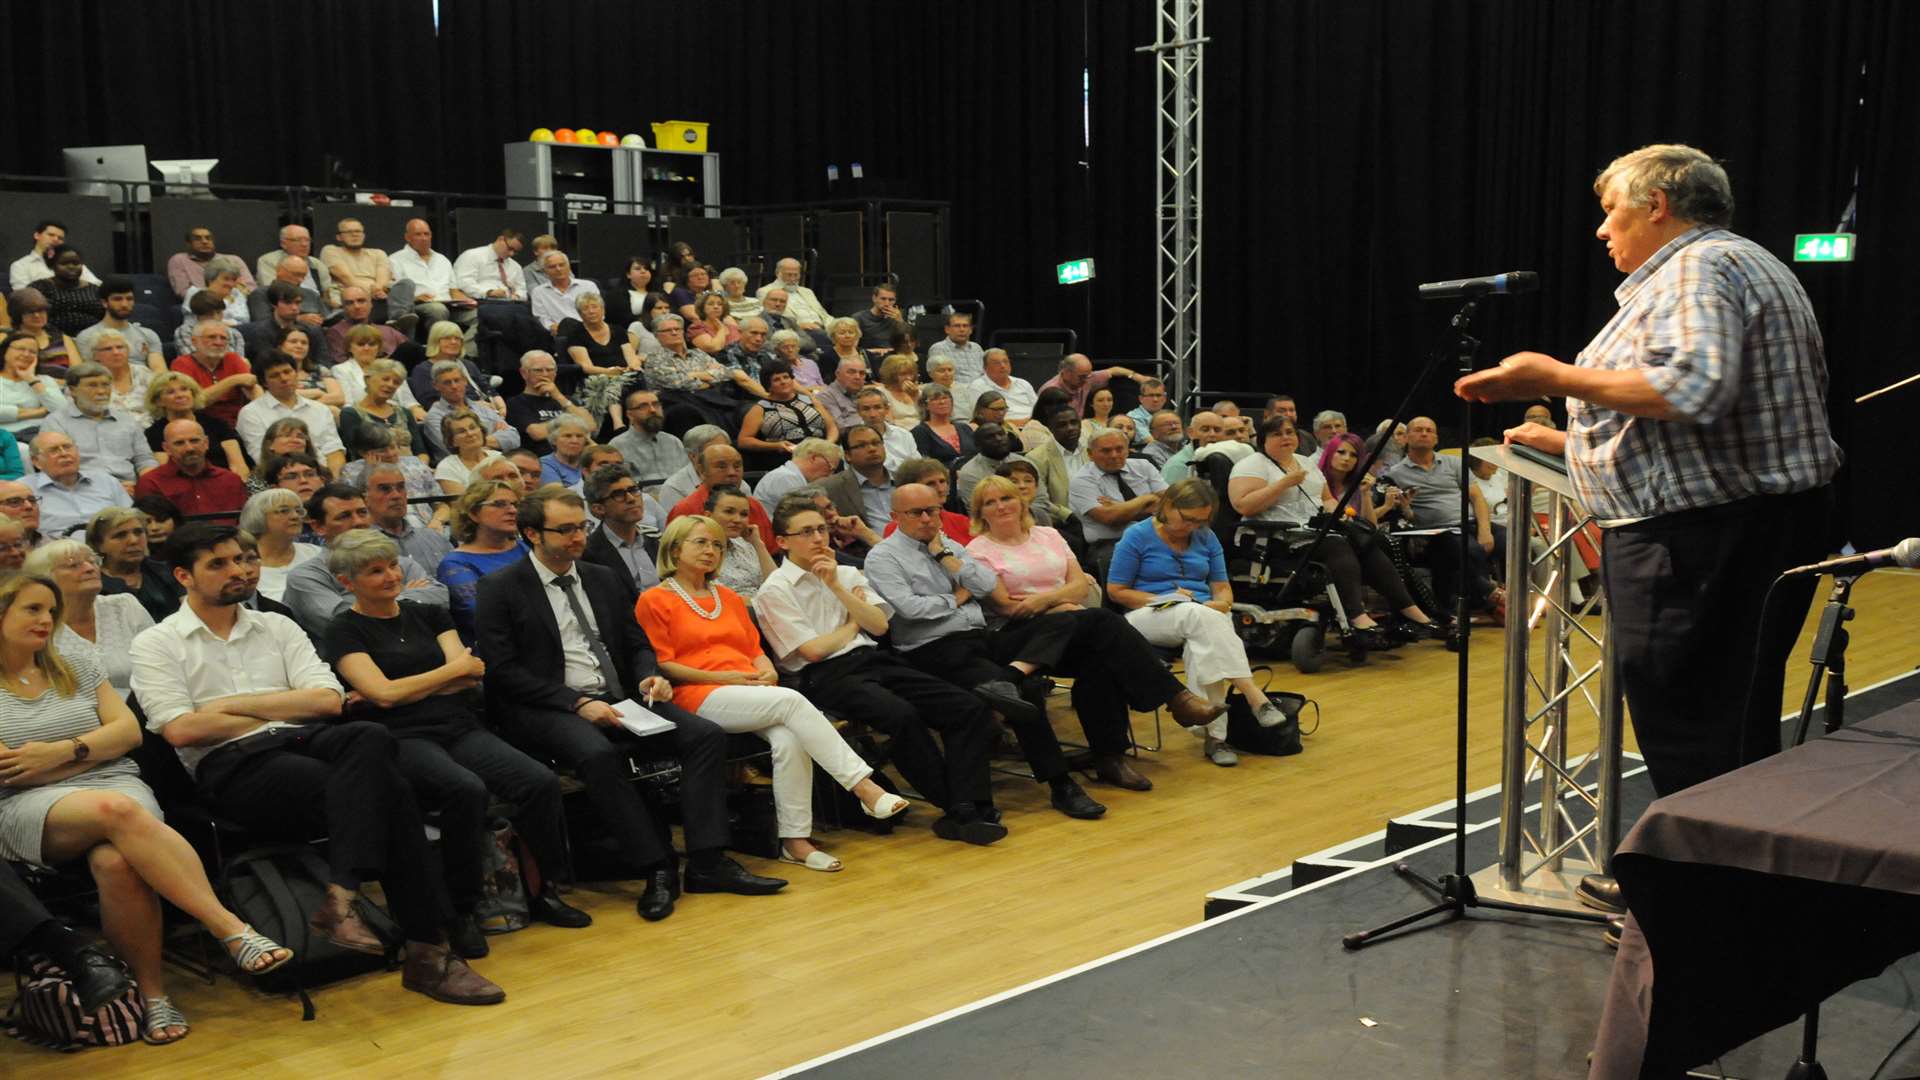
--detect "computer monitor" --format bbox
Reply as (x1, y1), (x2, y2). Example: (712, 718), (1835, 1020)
(150, 159), (221, 199)
(62, 145), (151, 203)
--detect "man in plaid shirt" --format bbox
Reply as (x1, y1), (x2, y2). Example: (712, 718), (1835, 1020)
(1456, 143), (1840, 918)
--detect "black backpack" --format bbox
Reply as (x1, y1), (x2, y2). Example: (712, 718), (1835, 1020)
(217, 845), (402, 1020)
(1225, 690), (1313, 756)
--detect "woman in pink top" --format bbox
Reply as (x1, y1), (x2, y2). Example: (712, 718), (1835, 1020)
(964, 475), (1097, 615)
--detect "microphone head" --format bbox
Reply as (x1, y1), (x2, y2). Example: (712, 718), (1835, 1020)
(1500, 271), (1540, 294)
(1894, 537), (1920, 569)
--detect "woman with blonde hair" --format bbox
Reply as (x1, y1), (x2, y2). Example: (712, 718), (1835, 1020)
(25, 539), (153, 697)
(436, 480), (525, 641)
(0, 572), (291, 1043)
(638, 516), (905, 870)
(332, 324), (423, 418)
(877, 353), (921, 428)
(142, 370), (247, 479)
(824, 316), (864, 382)
(87, 328), (155, 423)
(337, 358), (428, 464)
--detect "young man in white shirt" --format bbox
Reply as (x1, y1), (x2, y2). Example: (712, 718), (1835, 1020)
(235, 352), (346, 471)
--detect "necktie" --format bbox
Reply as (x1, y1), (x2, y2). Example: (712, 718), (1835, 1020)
(1114, 468), (1138, 501)
(496, 256), (508, 286)
(554, 573), (624, 700)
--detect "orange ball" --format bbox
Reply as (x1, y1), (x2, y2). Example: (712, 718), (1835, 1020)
(553, 128), (577, 143)
(597, 131), (620, 147)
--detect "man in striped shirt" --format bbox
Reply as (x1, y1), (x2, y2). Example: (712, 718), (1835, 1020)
(1457, 145), (1839, 898)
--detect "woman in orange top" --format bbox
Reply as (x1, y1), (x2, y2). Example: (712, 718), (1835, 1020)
(636, 515), (906, 871)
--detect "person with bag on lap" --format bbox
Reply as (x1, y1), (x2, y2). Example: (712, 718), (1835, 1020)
(323, 529), (591, 958)
(130, 523), (504, 1006)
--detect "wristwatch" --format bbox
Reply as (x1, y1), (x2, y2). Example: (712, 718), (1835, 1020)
(69, 737), (89, 762)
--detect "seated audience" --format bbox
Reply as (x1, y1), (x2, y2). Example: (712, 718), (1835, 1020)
(687, 292), (741, 356)
(248, 418), (314, 494)
(1140, 410), (1186, 469)
(811, 344), (867, 432)
(752, 493), (1007, 856)
(506, 350), (591, 456)
(134, 420), (247, 520)
(256, 225), (337, 307)
(702, 484), (776, 600)
(1160, 410), (1226, 484)
(82, 330), (156, 427)
(1069, 426), (1168, 556)
(665, 441), (775, 548)
(262, 451), (328, 504)
(168, 228), (256, 302)
(626, 292), (672, 354)
(1105, 479), (1299, 766)
(955, 421), (1031, 511)
(0, 329), (67, 439)
(557, 292), (643, 428)
(362, 454), (451, 557)
(434, 409), (502, 495)
(0, 513), (26, 569)
(28, 431), (132, 537)
(529, 251), (599, 332)
(29, 538), (152, 699)
(171, 318), (258, 432)
(435, 479), (526, 641)
(324, 529), (588, 954)
(337, 359), (427, 465)
(753, 437), (839, 515)
(179, 256), (251, 328)
(271, 323), (343, 407)
(853, 388), (915, 472)
(756, 258), (833, 349)
(1126, 380), (1170, 445)
(883, 459), (971, 544)
(43, 361), (156, 485)
(10, 220), (100, 290)
(91, 507), (182, 622)
(321, 219), (412, 332)
(144, 371), (247, 479)
(765, 327), (824, 391)
(605, 256), (656, 327)
(240, 487), (321, 604)
(237, 351), (347, 472)
(656, 425), (726, 509)
(814, 425), (894, 536)
(995, 457), (1054, 526)
(245, 255), (329, 331)
(424, 359), (518, 458)
(0, 481), (44, 548)
(325, 288), (412, 367)
(876, 354), (921, 428)
(282, 484), (449, 639)
(641, 514), (908, 866)
(76, 277), (167, 376)
(1, 571), (292, 1046)
(477, 487), (785, 917)
(924, 354), (958, 394)
(29, 246), (105, 340)
(927, 311), (985, 385)
(132, 523), (500, 1004)
(539, 414), (593, 486)
(390, 219), (472, 332)
(738, 359), (834, 467)
(169, 291), (242, 358)
(9, 288), (79, 375)
(452, 229), (527, 302)
(1379, 416), (1500, 613)
(716, 267), (760, 321)
(668, 265), (713, 324)
(849, 284), (900, 353)
(609, 385), (683, 489)
(910, 384), (974, 467)
(1039, 353), (1148, 418)
(955, 349), (1035, 427)
(502, 447), (543, 495)
(1081, 384), (1121, 445)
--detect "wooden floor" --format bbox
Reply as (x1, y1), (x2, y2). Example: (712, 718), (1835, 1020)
(7, 572), (1918, 1078)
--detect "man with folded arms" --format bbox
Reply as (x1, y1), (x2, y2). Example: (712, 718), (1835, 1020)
(753, 494), (1005, 846)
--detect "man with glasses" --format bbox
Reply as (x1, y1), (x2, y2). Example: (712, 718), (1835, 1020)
(753, 494), (1006, 846)
(0, 483), (44, 551)
(475, 486), (784, 919)
(928, 311), (986, 385)
(132, 420), (248, 521)
(580, 464), (660, 595)
(26, 431), (132, 537)
(282, 483), (449, 639)
(608, 385), (683, 493)
(42, 362), (157, 488)
(504, 350), (590, 457)
(1126, 380), (1170, 446)
(321, 218), (415, 333)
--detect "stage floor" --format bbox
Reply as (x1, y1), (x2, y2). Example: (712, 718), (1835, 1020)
(783, 675), (1920, 1080)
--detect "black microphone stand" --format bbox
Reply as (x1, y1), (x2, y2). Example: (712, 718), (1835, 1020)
(1340, 296), (1609, 952)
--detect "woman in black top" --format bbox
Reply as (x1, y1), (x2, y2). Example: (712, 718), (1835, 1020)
(143, 371), (249, 477)
(322, 530), (588, 954)
(737, 359), (835, 470)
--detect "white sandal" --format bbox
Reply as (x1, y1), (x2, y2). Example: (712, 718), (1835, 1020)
(861, 792), (909, 820)
(141, 996), (190, 1045)
(779, 848), (844, 872)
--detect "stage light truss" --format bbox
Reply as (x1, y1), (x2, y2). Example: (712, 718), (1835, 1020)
(1137, 0), (1206, 408)
(1485, 479), (1627, 906)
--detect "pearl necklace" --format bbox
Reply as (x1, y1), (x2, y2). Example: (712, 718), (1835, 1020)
(665, 578), (724, 621)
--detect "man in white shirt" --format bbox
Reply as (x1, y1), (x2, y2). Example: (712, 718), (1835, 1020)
(754, 257), (832, 349)
(235, 352), (347, 472)
(129, 522), (504, 1005)
(956, 348), (1036, 425)
(9, 220), (101, 291)
(854, 388), (915, 472)
(752, 437), (840, 514)
(926, 311), (986, 385)
(390, 218), (474, 331)
(453, 229), (528, 301)
(26, 431), (133, 536)
(528, 251), (600, 331)
(751, 493), (1005, 845)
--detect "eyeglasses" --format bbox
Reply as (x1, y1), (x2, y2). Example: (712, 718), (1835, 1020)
(0, 495), (38, 507)
(278, 469), (319, 482)
(681, 537), (724, 551)
(481, 500), (519, 511)
(599, 486), (640, 501)
(539, 523), (589, 537)
(898, 506), (942, 519)
(782, 524), (831, 539)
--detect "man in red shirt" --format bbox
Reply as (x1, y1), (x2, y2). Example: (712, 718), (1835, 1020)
(172, 318), (258, 429)
(665, 441), (774, 549)
(133, 419), (247, 521)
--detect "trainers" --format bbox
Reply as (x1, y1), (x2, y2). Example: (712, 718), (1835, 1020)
(1204, 737), (1239, 767)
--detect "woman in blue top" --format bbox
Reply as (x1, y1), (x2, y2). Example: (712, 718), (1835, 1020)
(1105, 478), (1294, 766)
(435, 479), (528, 641)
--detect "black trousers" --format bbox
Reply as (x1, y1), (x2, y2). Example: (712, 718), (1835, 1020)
(1421, 524), (1505, 612)
(801, 648), (997, 809)
(0, 860), (55, 954)
(1045, 608), (1188, 752)
(901, 621), (1078, 780)
(393, 728), (567, 912)
(1308, 533), (1418, 615)
(198, 721), (447, 943)
(1602, 487), (1830, 797)
(495, 701), (729, 872)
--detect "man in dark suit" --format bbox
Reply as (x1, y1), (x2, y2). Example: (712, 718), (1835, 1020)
(579, 464), (660, 596)
(474, 485), (785, 920)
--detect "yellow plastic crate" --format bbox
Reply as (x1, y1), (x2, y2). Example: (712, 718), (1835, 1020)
(650, 121), (709, 153)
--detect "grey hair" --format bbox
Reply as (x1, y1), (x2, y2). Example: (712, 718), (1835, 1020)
(984, 347), (1010, 362)
(365, 358), (405, 381)
(22, 539), (93, 578)
(653, 313), (685, 330)
(926, 355), (956, 374)
(327, 528), (402, 578)
(853, 386), (886, 403)
(1594, 143), (1734, 228)
(205, 254), (247, 280)
(363, 458), (409, 490)
(87, 329), (128, 357)
(519, 349), (556, 370)
(549, 413), (592, 438)
(431, 359), (466, 381)
(682, 424), (728, 459)
(793, 437), (841, 464)
(1312, 409), (1346, 429)
(541, 250), (570, 267)
(717, 267), (748, 287)
(827, 316), (860, 339)
(769, 329), (803, 351)
(740, 316), (768, 334)
(1087, 427), (1129, 451)
(63, 361), (109, 387)
(239, 486), (305, 536)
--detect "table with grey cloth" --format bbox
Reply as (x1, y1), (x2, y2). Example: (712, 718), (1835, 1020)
(1590, 700), (1920, 1078)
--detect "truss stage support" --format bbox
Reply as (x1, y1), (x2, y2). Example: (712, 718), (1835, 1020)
(1138, 0), (1207, 409)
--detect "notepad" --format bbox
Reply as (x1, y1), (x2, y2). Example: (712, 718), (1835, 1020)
(613, 699), (677, 738)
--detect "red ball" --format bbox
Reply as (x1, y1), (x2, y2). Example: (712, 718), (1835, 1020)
(597, 131), (620, 147)
(553, 128), (577, 143)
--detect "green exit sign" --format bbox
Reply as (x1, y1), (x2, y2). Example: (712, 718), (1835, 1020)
(1793, 233), (1856, 263)
(1056, 258), (1096, 285)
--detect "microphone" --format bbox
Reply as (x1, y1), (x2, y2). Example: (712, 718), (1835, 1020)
(1417, 271), (1539, 301)
(1783, 538), (1920, 578)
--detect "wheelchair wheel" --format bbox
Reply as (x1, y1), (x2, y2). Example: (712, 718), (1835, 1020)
(1290, 624), (1325, 673)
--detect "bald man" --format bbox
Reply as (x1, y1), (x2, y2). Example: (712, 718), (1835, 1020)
(133, 419), (248, 519)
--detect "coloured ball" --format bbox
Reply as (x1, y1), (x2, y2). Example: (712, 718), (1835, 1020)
(553, 128), (576, 143)
(529, 127), (554, 142)
(574, 128), (596, 145)
(619, 133), (646, 148)
(597, 131), (620, 147)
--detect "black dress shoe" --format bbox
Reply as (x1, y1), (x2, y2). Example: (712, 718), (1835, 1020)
(1050, 778), (1107, 819)
(67, 946), (133, 1014)
(637, 866), (678, 921)
(528, 887), (593, 929)
(1604, 915), (1626, 949)
(932, 814), (1009, 845)
(446, 914), (489, 959)
(1018, 674), (1056, 706)
(978, 805), (1004, 825)
(1577, 873), (1625, 915)
(683, 856), (789, 895)
(973, 680), (1042, 724)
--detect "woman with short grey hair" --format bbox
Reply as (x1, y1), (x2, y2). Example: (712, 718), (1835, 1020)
(767, 327), (824, 389)
(717, 266), (760, 320)
(27, 538), (155, 697)
(242, 487), (322, 603)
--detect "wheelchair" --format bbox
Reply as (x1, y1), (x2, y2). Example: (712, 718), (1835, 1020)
(1195, 454), (1385, 673)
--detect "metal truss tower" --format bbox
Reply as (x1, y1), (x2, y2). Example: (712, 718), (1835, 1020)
(1138, 0), (1206, 407)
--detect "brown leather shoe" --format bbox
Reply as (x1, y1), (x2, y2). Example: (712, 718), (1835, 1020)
(402, 942), (506, 1005)
(1094, 753), (1153, 791)
(310, 896), (386, 956)
(1167, 689), (1227, 730)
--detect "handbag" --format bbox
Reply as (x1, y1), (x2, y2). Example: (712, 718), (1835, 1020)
(5, 954), (144, 1050)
